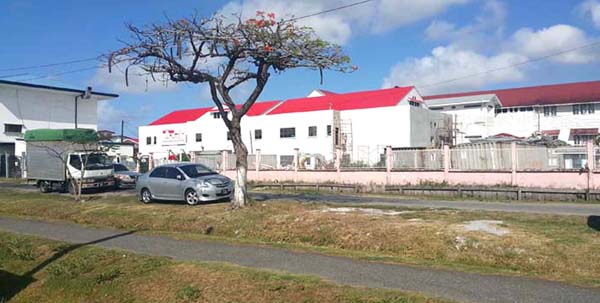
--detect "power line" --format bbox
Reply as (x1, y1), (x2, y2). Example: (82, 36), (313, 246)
(0, 72), (28, 79)
(417, 40), (600, 89)
(287, 0), (375, 21)
(0, 57), (100, 72)
(18, 65), (102, 82)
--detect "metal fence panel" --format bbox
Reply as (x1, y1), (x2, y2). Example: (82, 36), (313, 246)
(392, 149), (443, 170)
(194, 154), (222, 170)
(259, 154), (278, 170)
(450, 145), (511, 171)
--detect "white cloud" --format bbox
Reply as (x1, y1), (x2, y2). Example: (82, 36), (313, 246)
(92, 63), (178, 94)
(219, 0), (470, 44)
(510, 24), (597, 64)
(577, 0), (600, 28)
(382, 46), (527, 95)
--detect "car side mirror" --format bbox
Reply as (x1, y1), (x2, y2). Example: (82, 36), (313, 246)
(176, 175), (183, 180)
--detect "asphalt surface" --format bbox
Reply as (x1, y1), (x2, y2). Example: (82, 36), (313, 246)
(1, 216), (598, 303)
(2, 182), (599, 216)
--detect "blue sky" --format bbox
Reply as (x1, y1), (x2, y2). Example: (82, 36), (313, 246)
(1, 0), (599, 137)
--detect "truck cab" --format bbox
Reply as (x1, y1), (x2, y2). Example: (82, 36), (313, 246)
(66, 152), (114, 190)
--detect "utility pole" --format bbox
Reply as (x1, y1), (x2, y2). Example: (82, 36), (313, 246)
(120, 120), (124, 143)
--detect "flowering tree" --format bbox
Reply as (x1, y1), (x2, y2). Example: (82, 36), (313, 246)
(108, 12), (354, 208)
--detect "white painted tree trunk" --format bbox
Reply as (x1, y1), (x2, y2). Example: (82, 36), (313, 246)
(234, 162), (247, 208)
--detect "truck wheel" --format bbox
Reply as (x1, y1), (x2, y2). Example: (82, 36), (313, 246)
(39, 181), (51, 193)
(140, 188), (153, 204)
(68, 181), (77, 195)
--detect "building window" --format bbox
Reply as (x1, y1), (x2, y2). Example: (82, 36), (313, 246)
(409, 101), (421, 107)
(573, 104), (595, 115)
(195, 133), (202, 142)
(326, 125), (332, 136)
(280, 127), (296, 138)
(334, 127), (340, 145)
(463, 104), (481, 109)
(254, 129), (262, 140)
(153, 136), (157, 144)
(574, 135), (594, 145)
(4, 124), (22, 133)
(430, 107), (444, 111)
(308, 126), (317, 137)
(212, 112), (221, 119)
(227, 131), (232, 140)
(543, 106), (557, 117)
(146, 137), (152, 145)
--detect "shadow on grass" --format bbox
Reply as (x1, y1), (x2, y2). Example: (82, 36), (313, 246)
(0, 230), (137, 302)
(587, 216), (600, 231)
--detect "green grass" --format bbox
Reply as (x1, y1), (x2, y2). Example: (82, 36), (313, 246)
(0, 231), (452, 303)
(0, 189), (598, 288)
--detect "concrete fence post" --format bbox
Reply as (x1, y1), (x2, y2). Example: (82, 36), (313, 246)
(443, 145), (450, 183)
(587, 140), (594, 198)
(385, 146), (392, 185)
(221, 150), (228, 172)
(255, 149), (261, 179)
(4, 152), (9, 178)
(149, 153), (154, 171)
(335, 148), (342, 183)
(511, 142), (517, 186)
(21, 152), (27, 179)
(135, 153), (141, 173)
(293, 148), (299, 182)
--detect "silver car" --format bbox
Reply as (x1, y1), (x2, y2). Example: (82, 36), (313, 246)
(136, 163), (233, 205)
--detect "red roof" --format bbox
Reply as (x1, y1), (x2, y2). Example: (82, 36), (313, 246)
(570, 128), (598, 136)
(149, 108), (212, 125)
(268, 86), (414, 115)
(149, 101), (281, 125)
(424, 80), (600, 107)
(541, 130), (560, 136)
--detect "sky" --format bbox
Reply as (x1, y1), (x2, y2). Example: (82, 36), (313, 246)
(1, 0), (600, 137)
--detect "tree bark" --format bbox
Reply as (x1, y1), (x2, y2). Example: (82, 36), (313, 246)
(229, 117), (248, 208)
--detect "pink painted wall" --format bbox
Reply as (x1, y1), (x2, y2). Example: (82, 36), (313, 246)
(223, 168), (600, 190)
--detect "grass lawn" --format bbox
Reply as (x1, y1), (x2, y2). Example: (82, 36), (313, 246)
(0, 231), (451, 303)
(0, 189), (598, 288)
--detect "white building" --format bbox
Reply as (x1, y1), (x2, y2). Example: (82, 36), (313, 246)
(139, 86), (451, 166)
(0, 80), (118, 156)
(423, 81), (600, 145)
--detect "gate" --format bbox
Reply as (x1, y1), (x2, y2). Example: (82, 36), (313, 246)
(0, 154), (21, 178)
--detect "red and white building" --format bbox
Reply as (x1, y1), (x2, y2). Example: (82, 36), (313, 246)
(424, 81), (600, 145)
(139, 86), (450, 165)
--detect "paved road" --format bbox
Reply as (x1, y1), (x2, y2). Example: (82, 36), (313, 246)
(253, 192), (600, 216)
(2, 182), (599, 216)
(1, 216), (598, 303)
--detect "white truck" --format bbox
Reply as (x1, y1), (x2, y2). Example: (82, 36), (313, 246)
(24, 129), (114, 193)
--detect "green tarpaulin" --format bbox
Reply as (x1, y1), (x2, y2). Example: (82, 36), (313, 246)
(24, 129), (98, 143)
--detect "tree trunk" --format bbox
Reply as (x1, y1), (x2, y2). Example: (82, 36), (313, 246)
(229, 118), (248, 208)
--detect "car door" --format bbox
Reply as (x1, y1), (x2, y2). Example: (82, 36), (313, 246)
(147, 167), (167, 199)
(163, 167), (184, 200)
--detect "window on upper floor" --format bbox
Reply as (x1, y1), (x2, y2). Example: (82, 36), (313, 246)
(146, 137), (152, 145)
(213, 112), (229, 119)
(308, 126), (317, 137)
(280, 127), (295, 138)
(573, 104), (595, 115)
(4, 124), (22, 134)
(326, 125), (332, 136)
(429, 107), (444, 111)
(227, 131), (231, 140)
(254, 129), (262, 140)
(153, 136), (157, 145)
(408, 101), (421, 107)
(195, 133), (202, 142)
(573, 135), (595, 145)
(543, 106), (557, 117)
(463, 104), (481, 109)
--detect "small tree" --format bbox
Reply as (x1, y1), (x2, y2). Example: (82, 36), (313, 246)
(108, 12), (353, 208)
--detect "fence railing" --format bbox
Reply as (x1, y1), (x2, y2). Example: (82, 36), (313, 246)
(143, 142), (599, 174)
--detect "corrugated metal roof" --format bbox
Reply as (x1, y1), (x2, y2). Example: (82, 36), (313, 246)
(268, 86), (414, 115)
(149, 100), (281, 125)
(425, 94), (498, 107)
(424, 80), (600, 107)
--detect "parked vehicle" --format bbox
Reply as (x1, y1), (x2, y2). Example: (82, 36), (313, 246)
(113, 163), (140, 189)
(136, 163), (233, 205)
(24, 129), (114, 193)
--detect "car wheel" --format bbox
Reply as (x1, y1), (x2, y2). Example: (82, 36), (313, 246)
(140, 188), (153, 204)
(185, 189), (200, 206)
(39, 181), (51, 193)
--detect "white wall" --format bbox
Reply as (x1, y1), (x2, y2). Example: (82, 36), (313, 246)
(0, 85), (100, 152)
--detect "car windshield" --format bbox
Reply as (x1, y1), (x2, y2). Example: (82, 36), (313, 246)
(113, 164), (129, 172)
(179, 164), (216, 178)
(81, 153), (112, 170)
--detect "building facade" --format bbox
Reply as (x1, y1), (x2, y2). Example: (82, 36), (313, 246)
(423, 81), (600, 145)
(0, 80), (118, 156)
(138, 86), (451, 166)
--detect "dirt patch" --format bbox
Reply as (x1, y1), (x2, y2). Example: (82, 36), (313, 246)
(463, 220), (510, 236)
(319, 207), (413, 216)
